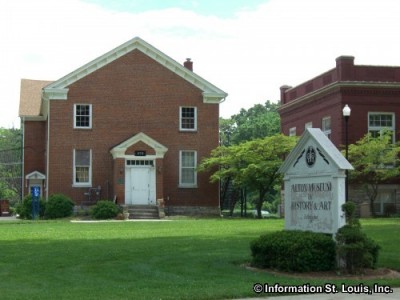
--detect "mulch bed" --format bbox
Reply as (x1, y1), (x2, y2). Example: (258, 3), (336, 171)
(244, 264), (400, 280)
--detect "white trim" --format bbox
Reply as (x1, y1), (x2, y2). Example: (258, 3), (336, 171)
(46, 100), (50, 199)
(179, 150), (198, 188)
(25, 171), (46, 180)
(322, 116), (331, 138)
(289, 127), (297, 136)
(368, 112), (395, 142)
(179, 106), (197, 131)
(43, 37), (227, 103)
(110, 132), (168, 159)
(73, 149), (92, 187)
(73, 104), (92, 129)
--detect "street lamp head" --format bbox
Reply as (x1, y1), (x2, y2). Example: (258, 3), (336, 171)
(342, 104), (351, 117)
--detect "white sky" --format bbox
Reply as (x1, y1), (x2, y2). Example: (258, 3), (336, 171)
(1, 0), (400, 128)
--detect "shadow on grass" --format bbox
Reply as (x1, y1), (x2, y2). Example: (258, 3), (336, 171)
(1, 234), (399, 300)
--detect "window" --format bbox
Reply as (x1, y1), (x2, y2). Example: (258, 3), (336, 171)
(179, 151), (197, 187)
(126, 160), (154, 166)
(74, 104), (92, 129)
(374, 190), (396, 215)
(180, 107), (197, 131)
(368, 112), (395, 142)
(73, 149), (92, 186)
(289, 127), (296, 136)
(322, 116), (331, 139)
(305, 122), (313, 129)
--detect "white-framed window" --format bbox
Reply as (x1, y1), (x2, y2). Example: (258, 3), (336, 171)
(179, 107), (197, 131)
(289, 127), (296, 136)
(74, 104), (92, 129)
(73, 149), (92, 186)
(179, 150), (197, 187)
(368, 112), (395, 142)
(322, 116), (331, 139)
(305, 122), (313, 129)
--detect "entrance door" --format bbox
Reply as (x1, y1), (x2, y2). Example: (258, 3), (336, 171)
(125, 162), (156, 205)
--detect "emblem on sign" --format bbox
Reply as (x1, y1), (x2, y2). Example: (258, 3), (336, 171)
(305, 146), (316, 167)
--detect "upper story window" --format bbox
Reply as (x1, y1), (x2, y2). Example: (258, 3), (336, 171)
(322, 116), (331, 139)
(179, 150), (197, 188)
(305, 122), (313, 129)
(368, 112), (395, 142)
(289, 127), (296, 136)
(74, 104), (92, 129)
(180, 107), (197, 131)
(73, 149), (92, 186)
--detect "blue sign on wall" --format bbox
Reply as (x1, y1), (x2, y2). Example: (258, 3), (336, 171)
(31, 186), (40, 220)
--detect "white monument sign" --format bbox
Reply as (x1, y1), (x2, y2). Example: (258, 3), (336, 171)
(278, 128), (353, 234)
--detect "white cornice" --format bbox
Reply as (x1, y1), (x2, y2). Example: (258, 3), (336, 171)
(44, 37), (227, 103)
(42, 88), (69, 100)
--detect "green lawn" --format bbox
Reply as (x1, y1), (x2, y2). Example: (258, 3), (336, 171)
(0, 218), (399, 299)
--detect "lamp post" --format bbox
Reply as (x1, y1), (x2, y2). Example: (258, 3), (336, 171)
(342, 104), (351, 202)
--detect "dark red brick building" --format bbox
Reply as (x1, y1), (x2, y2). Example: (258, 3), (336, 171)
(19, 37), (227, 215)
(279, 56), (400, 216)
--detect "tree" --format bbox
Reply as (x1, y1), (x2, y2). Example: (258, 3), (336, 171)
(199, 134), (297, 218)
(346, 131), (400, 216)
(0, 127), (22, 202)
(220, 101), (281, 145)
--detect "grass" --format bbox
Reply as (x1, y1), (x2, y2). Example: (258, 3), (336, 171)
(0, 217), (399, 299)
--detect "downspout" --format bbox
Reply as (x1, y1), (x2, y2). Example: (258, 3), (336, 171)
(46, 99), (50, 200)
(20, 117), (24, 202)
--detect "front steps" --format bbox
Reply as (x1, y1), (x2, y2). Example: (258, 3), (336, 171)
(125, 205), (160, 219)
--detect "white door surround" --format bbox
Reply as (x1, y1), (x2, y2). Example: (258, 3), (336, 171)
(110, 132), (168, 206)
(125, 161), (156, 205)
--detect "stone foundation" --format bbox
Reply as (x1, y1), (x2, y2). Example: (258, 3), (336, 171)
(165, 206), (220, 216)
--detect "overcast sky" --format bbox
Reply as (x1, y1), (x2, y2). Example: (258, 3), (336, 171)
(1, 0), (400, 128)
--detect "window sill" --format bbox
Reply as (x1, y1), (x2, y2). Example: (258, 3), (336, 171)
(72, 184), (92, 188)
(179, 129), (197, 133)
(178, 184), (198, 189)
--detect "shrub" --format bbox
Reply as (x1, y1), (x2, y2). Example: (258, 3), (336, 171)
(336, 201), (380, 274)
(15, 195), (46, 219)
(44, 194), (74, 219)
(90, 200), (120, 219)
(250, 230), (336, 272)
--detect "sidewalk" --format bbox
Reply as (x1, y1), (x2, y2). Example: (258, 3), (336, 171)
(239, 288), (399, 300)
(0, 215), (17, 220)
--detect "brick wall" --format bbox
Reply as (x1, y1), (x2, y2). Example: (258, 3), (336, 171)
(23, 121), (47, 196)
(280, 56), (400, 137)
(45, 49), (219, 208)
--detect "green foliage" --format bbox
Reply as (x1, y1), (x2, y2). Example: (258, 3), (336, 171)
(0, 127), (22, 149)
(346, 131), (400, 216)
(15, 194), (46, 219)
(220, 101), (280, 145)
(341, 201), (359, 227)
(199, 134), (297, 218)
(0, 127), (22, 203)
(250, 230), (336, 272)
(336, 201), (380, 274)
(90, 200), (120, 219)
(44, 194), (74, 219)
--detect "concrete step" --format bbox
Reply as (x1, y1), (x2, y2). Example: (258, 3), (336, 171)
(125, 205), (159, 219)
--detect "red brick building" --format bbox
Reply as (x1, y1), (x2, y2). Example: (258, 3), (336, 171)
(19, 37), (227, 215)
(279, 56), (400, 216)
